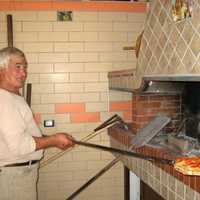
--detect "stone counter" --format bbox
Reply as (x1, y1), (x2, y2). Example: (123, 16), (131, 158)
(108, 125), (200, 200)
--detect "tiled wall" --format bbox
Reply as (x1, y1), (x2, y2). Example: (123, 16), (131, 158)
(134, 0), (200, 89)
(0, 8), (146, 200)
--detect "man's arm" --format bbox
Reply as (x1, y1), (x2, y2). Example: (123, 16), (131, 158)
(33, 133), (74, 150)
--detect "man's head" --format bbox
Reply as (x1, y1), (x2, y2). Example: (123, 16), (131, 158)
(0, 47), (28, 93)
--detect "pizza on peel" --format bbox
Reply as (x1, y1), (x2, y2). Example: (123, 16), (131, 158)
(174, 157), (200, 175)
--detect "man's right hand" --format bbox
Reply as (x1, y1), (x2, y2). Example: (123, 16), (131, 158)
(52, 133), (74, 150)
(33, 133), (75, 151)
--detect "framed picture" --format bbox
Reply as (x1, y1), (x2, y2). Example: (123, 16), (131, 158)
(57, 11), (73, 22)
(172, 0), (193, 22)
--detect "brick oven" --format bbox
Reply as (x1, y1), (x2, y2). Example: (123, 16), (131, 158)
(107, 0), (200, 199)
(108, 71), (200, 200)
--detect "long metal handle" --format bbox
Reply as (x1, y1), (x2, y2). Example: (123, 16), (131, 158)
(65, 157), (120, 200)
(73, 140), (174, 165)
(94, 114), (118, 132)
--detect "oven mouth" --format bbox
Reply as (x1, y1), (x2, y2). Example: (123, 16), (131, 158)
(141, 75), (200, 94)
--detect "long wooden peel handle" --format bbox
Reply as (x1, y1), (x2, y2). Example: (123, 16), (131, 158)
(7, 15), (13, 47)
(73, 140), (175, 165)
(123, 46), (136, 50)
(26, 83), (32, 106)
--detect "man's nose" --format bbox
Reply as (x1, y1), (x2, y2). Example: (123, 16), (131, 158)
(20, 69), (27, 78)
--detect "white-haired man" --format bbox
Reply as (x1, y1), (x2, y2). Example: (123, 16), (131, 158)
(0, 47), (74, 200)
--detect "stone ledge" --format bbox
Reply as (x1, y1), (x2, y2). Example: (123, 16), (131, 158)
(108, 124), (200, 200)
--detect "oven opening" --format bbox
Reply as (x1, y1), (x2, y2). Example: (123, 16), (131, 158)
(183, 83), (200, 142)
(130, 77), (200, 156)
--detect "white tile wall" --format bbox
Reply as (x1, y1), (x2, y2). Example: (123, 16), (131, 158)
(0, 10), (146, 200)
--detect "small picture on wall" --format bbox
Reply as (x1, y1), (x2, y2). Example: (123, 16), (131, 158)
(57, 11), (73, 21)
(172, 0), (193, 22)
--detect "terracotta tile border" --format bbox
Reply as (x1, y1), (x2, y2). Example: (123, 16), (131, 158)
(55, 103), (85, 113)
(0, 1), (146, 12)
(70, 112), (100, 123)
(110, 101), (132, 111)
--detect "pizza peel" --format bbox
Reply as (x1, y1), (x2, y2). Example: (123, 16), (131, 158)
(72, 140), (175, 165)
(74, 140), (200, 175)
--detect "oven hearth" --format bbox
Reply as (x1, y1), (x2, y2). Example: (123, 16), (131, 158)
(129, 77), (200, 155)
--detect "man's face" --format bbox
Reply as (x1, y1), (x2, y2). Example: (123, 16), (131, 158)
(0, 55), (28, 90)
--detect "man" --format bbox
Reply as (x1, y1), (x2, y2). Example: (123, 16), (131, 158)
(0, 47), (74, 200)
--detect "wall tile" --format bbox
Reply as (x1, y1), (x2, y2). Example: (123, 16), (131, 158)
(15, 32), (38, 42)
(70, 92), (100, 102)
(24, 43), (53, 52)
(38, 53), (69, 63)
(41, 94), (70, 104)
(70, 52), (98, 62)
(28, 64), (54, 73)
(84, 62), (112, 72)
(55, 83), (84, 93)
(53, 22), (83, 32)
(38, 32), (68, 42)
(69, 32), (98, 42)
(40, 73), (69, 83)
(98, 12), (127, 22)
(86, 102), (108, 112)
(84, 22), (112, 32)
(54, 63), (84, 73)
(73, 11), (98, 22)
(70, 72), (98, 82)
(99, 32), (127, 42)
(84, 42), (112, 52)
(54, 42), (84, 52)
(23, 22), (53, 31)
(37, 11), (57, 21)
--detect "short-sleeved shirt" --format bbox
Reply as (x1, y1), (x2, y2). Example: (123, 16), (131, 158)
(0, 88), (43, 166)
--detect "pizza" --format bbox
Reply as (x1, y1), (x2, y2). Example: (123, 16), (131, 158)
(174, 157), (200, 175)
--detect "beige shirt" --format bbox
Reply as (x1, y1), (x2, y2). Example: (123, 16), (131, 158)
(0, 89), (43, 166)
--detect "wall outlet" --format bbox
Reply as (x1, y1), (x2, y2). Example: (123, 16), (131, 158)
(44, 120), (55, 127)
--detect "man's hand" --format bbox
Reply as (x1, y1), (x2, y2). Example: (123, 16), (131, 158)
(53, 133), (75, 150)
(33, 133), (75, 151)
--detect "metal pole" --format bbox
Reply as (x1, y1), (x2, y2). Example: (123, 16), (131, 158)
(66, 157), (120, 200)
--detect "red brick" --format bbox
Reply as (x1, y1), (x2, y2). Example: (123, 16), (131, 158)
(70, 112), (100, 123)
(55, 103), (85, 113)
(110, 101), (132, 111)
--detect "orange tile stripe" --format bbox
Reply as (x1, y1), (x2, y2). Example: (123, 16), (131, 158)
(55, 103), (85, 113)
(70, 112), (100, 123)
(0, 1), (146, 12)
(110, 101), (132, 111)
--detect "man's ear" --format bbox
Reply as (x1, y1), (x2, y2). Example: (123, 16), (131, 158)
(0, 68), (4, 78)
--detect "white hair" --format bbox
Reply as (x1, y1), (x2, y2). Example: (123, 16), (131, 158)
(0, 47), (25, 69)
